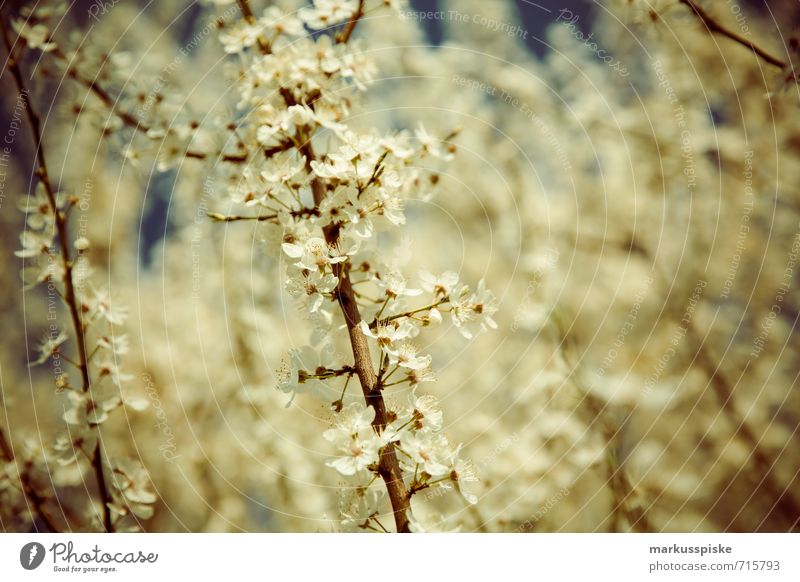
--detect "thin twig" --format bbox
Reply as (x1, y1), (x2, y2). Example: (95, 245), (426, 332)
(371, 298), (448, 329)
(2, 19), (114, 532)
(679, 0), (787, 68)
(207, 212), (278, 223)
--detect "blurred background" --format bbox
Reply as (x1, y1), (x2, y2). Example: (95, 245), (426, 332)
(1, 0), (799, 532)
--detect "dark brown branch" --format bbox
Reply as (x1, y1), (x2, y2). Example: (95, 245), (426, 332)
(74, 71), (144, 130)
(556, 317), (651, 533)
(337, 0), (366, 44)
(0, 426), (12, 461)
(679, 0), (787, 69)
(2, 19), (114, 533)
(301, 141), (411, 533)
(624, 241), (797, 526)
(73, 71), (260, 163)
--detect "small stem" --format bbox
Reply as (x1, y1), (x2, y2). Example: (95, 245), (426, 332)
(383, 364), (400, 383)
(332, 374), (353, 411)
(374, 296), (391, 320)
(58, 354), (83, 369)
(393, 417), (415, 434)
(301, 366), (355, 381)
(381, 379), (409, 388)
(357, 150), (388, 198)
(86, 345), (101, 362)
(371, 515), (390, 533)
(207, 212), (278, 223)
(371, 298), (448, 328)
(377, 351), (387, 380)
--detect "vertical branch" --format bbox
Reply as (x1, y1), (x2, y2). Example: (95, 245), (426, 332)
(232, 0), (410, 531)
(1, 18), (114, 533)
(302, 142), (411, 533)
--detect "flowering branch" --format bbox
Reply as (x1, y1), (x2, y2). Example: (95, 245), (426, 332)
(308, 148), (412, 531)
(678, 0), (787, 68)
(226, 0), (415, 531)
(583, 394), (650, 532)
(189, 0), (493, 532)
(1, 18), (115, 533)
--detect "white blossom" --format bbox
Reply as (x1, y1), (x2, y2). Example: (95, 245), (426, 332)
(399, 431), (449, 477)
(89, 288), (129, 326)
(299, 0), (359, 30)
(359, 320), (415, 351)
(12, 20), (57, 52)
(276, 344), (337, 400)
(377, 271), (421, 299)
(109, 458), (157, 519)
(450, 279), (499, 339)
(409, 393), (443, 432)
(30, 330), (68, 366)
(282, 237), (347, 272)
(323, 403), (382, 476)
(420, 270), (459, 297)
(387, 343), (431, 371)
(447, 446), (480, 505)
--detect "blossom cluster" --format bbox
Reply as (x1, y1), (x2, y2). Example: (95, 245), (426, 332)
(12, 121), (153, 528)
(3, 0), (798, 535)
(201, 0), (497, 530)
